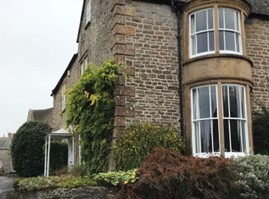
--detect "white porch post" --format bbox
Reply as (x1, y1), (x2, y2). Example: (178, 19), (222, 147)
(78, 135), (81, 165)
(44, 137), (48, 176)
(47, 134), (51, 177)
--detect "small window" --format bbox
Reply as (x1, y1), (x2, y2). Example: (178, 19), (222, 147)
(190, 9), (215, 57)
(86, 0), (92, 24)
(219, 8), (241, 54)
(80, 57), (88, 75)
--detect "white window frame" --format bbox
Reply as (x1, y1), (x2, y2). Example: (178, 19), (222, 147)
(218, 8), (242, 55)
(191, 85), (220, 156)
(222, 84), (249, 157)
(191, 84), (249, 158)
(189, 8), (215, 58)
(86, 0), (92, 24)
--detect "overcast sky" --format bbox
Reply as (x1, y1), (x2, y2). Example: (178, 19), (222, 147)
(0, 0), (83, 137)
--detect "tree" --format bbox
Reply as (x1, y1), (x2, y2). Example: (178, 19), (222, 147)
(10, 121), (51, 177)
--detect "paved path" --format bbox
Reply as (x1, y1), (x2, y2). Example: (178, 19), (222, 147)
(0, 176), (16, 199)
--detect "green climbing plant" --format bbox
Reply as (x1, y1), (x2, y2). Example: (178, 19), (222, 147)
(66, 60), (124, 174)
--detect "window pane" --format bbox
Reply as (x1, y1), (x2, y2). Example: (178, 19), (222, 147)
(208, 9), (214, 29)
(194, 121), (201, 153)
(197, 33), (208, 53)
(209, 31), (215, 51)
(224, 120), (231, 152)
(230, 120), (241, 152)
(236, 33), (240, 52)
(198, 87), (210, 118)
(225, 31), (235, 51)
(241, 121), (247, 152)
(241, 87), (246, 118)
(191, 35), (196, 55)
(211, 86), (217, 117)
(235, 12), (240, 31)
(213, 119), (219, 152)
(219, 31), (224, 50)
(219, 8), (224, 28)
(200, 120), (211, 153)
(223, 86), (229, 117)
(229, 86), (240, 118)
(191, 14), (195, 33)
(193, 88), (197, 120)
(196, 10), (207, 32)
(225, 9), (235, 30)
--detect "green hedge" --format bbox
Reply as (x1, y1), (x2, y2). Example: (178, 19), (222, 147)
(11, 122), (51, 177)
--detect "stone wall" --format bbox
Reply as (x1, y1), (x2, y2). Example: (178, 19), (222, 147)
(52, 59), (80, 130)
(15, 187), (116, 199)
(112, 0), (180, 135)
(77, 0), (114, 66)
(246, 17), (269, 113)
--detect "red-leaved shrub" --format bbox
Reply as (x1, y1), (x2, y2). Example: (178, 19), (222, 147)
(115, 148), (237, 199)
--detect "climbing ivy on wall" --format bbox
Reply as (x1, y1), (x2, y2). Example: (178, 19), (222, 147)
(66, 60), (123, 174)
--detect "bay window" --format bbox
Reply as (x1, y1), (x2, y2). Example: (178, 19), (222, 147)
(189, 7), (242, 58)
(191, 84), (249, 157)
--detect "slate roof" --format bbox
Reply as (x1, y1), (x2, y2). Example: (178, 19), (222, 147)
(134, 0), (269, 16)
(0, 138), (11, 150)
(248, 0), (269, 16)
(51, 54), (77, 96)
(27, 108), (54, 127)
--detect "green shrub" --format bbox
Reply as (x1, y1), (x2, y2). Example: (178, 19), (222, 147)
(50, 141), (68, 175)
(94, 169), (138, 186)
(116, 148), (237, 199)
(66, 60), (124, 174)
(10, 122), (51, 177)
(112, 123), (185, 171)
(70, 164), (88, 177)
(233, 155), (269, 199)
(252, 107), (269, 154)
(14, 175), (96, 191)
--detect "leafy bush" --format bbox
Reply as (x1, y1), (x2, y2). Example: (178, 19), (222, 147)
(94, 169), (138, 186)
(252, 107), (269, 154)
(66, 60), (123, 174)
(50, 141), (68, 175)
(70, 164), (88, 177)
(14, 175), (96, 191)
(112, 123), (185, 171)
(10, 122), (51, 177)
(233, 155), (269, 199)
(116, 148), (236, 199)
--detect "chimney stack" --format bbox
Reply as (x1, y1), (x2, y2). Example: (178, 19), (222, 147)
(8, 132), (13, 139)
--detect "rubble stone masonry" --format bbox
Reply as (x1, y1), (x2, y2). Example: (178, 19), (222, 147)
(245, 17), (269, 112)
(112, 0), (180, 130)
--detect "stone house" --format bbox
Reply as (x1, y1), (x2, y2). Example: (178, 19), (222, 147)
(32, 0), (269, 168)
(71, 0), (269, 158)
(0, 133), (14, 175)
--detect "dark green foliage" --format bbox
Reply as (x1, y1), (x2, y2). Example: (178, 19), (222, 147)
(113, 123), (185, 171)
(116, 148), (237, 199)
(10, 122), (51, 177)
(253, 107), (269, 154)
(50, 141), (68, 174)
(66, 60), (123, 174)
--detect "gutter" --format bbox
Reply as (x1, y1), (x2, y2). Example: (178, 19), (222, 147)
(171, 0), (185, 137)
